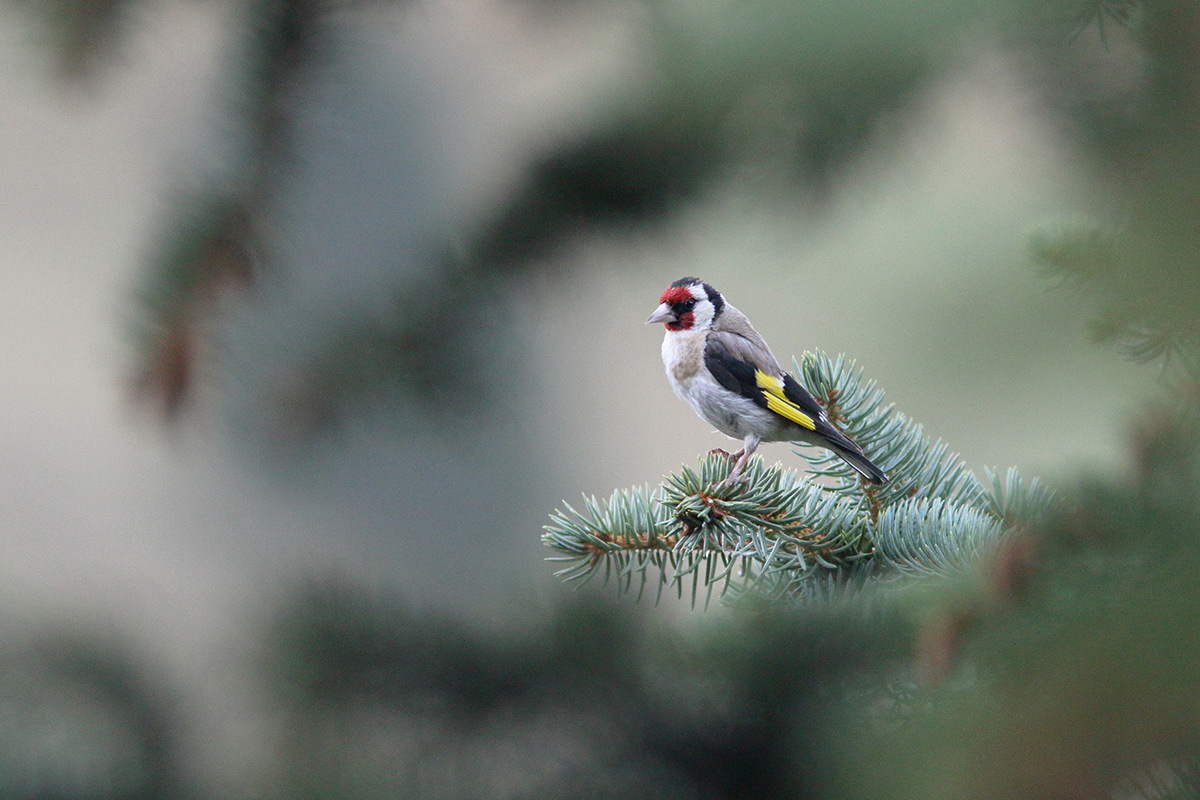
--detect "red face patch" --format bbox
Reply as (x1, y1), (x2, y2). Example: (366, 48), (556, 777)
(665, 311), (694, 331)
(659, 285), (694, 304)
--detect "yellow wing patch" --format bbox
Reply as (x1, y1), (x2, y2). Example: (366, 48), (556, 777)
(754, 371), (816, 431)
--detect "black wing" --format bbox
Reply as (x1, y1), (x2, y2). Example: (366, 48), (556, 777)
(703, 335), (763, 403)
(704, 336), (818, 432)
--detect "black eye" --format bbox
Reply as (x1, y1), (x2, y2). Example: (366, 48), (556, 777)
(677, 299), (696, 311)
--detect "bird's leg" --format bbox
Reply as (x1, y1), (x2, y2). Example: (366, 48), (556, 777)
(722, 435), (760, 486)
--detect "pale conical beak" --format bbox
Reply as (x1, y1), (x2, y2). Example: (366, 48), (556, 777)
(646, 302), (675, 325)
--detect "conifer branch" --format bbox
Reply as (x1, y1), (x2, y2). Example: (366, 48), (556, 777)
(982, 465), (1056, 528)
(872, 498), (1004, 578)
(795, 351), (984, 508)
(542, 350), (1055, 603)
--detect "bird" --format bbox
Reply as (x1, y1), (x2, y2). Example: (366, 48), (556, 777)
(646, 277), (888, 485)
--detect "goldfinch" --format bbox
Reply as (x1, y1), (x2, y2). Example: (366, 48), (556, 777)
(646, 277), (888, 485)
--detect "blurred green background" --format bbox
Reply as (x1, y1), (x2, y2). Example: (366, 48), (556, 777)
(0, 0), (1190, 796)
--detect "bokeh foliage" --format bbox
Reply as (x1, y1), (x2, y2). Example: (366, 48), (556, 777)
(12, 0), (1200, 796)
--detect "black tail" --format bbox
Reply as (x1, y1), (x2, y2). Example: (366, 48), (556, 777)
(811, 417), (889, 485)
(830, 443), (889, 485)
